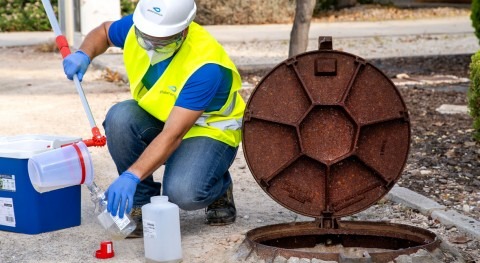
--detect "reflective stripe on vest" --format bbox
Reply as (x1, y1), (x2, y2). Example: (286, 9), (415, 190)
(196, 116), (243, 130)
(195, 92), (240, 130)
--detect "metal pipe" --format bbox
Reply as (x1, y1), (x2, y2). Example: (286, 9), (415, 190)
(59, 0), (75, 46)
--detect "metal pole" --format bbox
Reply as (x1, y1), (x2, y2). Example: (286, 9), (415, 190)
(58, 0), (75, 45)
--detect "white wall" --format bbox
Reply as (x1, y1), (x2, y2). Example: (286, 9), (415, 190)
(80, 0), (121, 36)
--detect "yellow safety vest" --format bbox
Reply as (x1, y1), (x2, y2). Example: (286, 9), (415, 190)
(123, 22), (245, 147)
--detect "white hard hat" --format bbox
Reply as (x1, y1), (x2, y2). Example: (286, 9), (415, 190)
(133, 0), (197, 37)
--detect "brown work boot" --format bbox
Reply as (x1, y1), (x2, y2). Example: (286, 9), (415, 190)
(126, 207), (143, 239)
(205, 184), (236, 226)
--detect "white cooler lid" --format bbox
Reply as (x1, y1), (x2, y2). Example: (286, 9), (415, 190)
(0, 134), (82, 159)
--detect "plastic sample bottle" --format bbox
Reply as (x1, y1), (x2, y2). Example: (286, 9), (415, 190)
(87, 182), (137, 240)
(142, 196), (182, 263)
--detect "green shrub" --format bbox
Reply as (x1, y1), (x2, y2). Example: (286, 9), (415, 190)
(470, 0), (480, 141)
(120, 0), (139, 16)
(469, 52), (480, 141)
(0, 0), (58, 32)
(472, 0), (480, 44)
(0, 0), (138, 32)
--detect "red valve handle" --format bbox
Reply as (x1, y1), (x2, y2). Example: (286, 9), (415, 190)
(83, 127), (107, 147)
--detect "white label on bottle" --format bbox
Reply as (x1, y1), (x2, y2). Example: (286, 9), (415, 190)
(0, 174), (16, 192)
(110, 213), (130, 231)
(0, 197), (15, 227)
(143, 219), (156, 238)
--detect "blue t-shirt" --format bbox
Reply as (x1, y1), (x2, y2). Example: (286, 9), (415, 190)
(108, 15), (232, 112)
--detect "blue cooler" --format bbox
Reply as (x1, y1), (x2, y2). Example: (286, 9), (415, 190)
(0, 135), (82, 234)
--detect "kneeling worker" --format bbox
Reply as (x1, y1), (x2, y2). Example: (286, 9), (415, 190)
(63, 0), (245, 237)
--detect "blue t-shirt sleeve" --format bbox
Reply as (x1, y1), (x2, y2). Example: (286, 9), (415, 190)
(108, 14), (134, 48)
(175, 64), (233, 112)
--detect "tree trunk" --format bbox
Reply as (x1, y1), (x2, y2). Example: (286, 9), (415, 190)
(288, 0), (316, 57)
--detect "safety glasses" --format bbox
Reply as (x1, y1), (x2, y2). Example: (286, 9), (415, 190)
(135, 27), (184, 53)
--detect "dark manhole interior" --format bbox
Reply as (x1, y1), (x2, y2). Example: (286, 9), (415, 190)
(262, 235), (421, 250)
(240, 37), (440, 263)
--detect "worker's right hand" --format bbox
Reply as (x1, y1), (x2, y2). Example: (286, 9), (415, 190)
(106, 171), (140, 219)
(63, 50), (91, 81)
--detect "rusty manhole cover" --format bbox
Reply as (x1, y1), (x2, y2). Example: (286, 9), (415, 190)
(243, 37), (410, 219)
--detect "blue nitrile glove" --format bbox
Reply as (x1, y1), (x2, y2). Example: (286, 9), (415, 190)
(106, 171), (140, 218)
(63, 50), (91, 81)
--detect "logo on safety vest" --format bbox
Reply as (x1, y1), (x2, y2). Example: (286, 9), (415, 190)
(168, 86), (177, 92)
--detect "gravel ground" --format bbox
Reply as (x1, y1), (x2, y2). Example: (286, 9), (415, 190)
(398, 86), (480, 220)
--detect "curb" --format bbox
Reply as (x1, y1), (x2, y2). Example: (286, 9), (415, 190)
(387, 186), (480, 240)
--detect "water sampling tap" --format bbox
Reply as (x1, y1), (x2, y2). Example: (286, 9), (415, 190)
(41, 0), (106, 147)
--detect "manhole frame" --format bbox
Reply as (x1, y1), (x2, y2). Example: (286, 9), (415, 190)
(242, 221), (440, 262)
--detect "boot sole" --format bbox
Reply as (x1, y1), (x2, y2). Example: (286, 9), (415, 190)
(205, 216), (236, 226)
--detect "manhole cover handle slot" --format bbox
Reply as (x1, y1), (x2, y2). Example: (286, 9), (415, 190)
(319, 36), (333, 50)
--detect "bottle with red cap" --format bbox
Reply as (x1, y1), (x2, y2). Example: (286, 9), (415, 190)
(88, 182), (137, 240)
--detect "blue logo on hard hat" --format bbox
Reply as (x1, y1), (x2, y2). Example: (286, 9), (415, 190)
(147, 6), (163, 17)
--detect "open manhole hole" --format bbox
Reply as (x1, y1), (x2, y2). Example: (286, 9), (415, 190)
(240, 37), (439, 263)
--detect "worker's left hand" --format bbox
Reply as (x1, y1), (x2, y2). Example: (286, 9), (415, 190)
(106, 171), (141, 218)
(63, 50), (90, 81)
